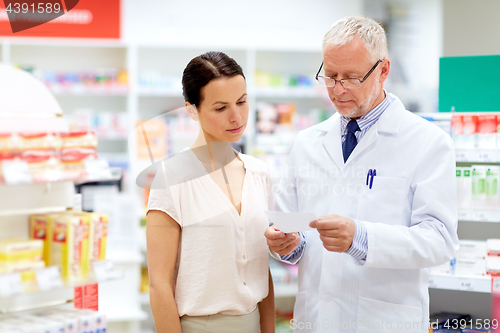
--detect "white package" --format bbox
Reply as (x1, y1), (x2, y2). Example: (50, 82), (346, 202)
(457, 240), (487, 259)
(487, 238), (500, 255)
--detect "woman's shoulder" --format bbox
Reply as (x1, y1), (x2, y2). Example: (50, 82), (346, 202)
(157, 150), (206, 184)
(238, 153), (269, 176)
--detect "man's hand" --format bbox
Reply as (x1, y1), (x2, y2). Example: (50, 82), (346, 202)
(264, 226), (300, 255)
(309, 214), (355, 252)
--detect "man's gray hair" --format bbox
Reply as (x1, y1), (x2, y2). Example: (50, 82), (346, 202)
(323, 16), (388, 63)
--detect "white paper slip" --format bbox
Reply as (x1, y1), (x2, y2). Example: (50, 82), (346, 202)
(264, 211), (317, 233)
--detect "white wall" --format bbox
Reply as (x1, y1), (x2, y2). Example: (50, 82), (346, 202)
(370, 0), (443, 113)
(443, 0), (500, 56)
(122, 0), (363, 50)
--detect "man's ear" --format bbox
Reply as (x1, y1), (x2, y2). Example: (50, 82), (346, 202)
(185, 102), (199, 121)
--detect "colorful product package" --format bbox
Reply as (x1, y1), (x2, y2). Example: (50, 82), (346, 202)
(485, 166), (499, 208)
(0, 260), (45, 283)
(487, 239), (500, 256)
(0, 238), (43, 263)
(68, 211), (108, 264)
(476, 114), (497, 149)
(49, 213), (91, 280)
(451, 115), (464, 149)
(60, 131), (98, 179)
(462, 115), (477, 149)
(18, 132), (61, 182)
(0, 133), (19, 183)
(29, 213), (61, 264)
(471, 165), (487, 208)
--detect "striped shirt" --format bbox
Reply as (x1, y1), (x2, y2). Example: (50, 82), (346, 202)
(280, 91), (394, 264)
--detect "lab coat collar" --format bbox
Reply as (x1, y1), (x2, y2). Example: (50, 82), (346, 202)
(318, 93), (405, 170)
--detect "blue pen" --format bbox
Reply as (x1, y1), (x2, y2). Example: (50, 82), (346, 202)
(366, 169), (376, 189)
(370, 169), (376, 189)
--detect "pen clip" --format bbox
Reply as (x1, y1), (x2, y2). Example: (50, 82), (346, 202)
(366, 169), (372, 186)
(369, 169), (376, 189)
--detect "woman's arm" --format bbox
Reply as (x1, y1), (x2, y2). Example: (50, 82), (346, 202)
(146, 210), (181, 333)
(258, 268), (275, 333)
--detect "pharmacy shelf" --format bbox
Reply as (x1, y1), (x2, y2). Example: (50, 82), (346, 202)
(253, 87), (326, 98)
(0, 286), (74, 314)
(48, 86), (128, 96)
(0, 266), (125, 314)
(137, 87), (183, 97)
(456, 149), (500, 163)
(458, 209), (500, 223)
(428, 273), (493, 293)
(0, 181), (74, 217)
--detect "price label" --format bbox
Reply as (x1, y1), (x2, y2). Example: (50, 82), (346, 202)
(478, 152), (490, 161)
(428, 277), (437, 288)
(473, 212), (488, 222)
(1, 160), (32, 185)
(458, 210), (470, 221)
(35, 266), (63, 292)
(493, 276), (500, 293)
(458, 278), (474, 291)
(92, 260), (116, 282)
(456, 151), (468, 162)
(0, 273), (24, 298)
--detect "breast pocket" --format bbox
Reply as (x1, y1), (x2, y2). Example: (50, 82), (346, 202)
(357, 176), (406, 225)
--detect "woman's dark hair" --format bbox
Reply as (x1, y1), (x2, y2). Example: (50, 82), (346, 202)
(182, 51), (245, 107)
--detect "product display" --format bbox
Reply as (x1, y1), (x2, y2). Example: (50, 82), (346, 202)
(18, 65), (129, 95)
(456, 165), (499, 209)
(29, 211), (108, 281)
(0, 238), (45, 286)
(0, 131), (99, 183)
(451, 114), (500, 150)
(69, 109), (128, 139)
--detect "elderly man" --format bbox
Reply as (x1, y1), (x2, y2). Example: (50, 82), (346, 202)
(265, 16), (459, 333)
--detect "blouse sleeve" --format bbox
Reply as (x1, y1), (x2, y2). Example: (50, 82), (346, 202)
(146, 161), (182, 227)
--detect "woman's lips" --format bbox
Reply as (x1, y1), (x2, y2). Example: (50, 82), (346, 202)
(227, 125), (243, 133)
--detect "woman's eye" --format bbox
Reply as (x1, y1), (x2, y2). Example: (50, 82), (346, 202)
(216, 106), (226, 111)
(238, 100), (247, 105)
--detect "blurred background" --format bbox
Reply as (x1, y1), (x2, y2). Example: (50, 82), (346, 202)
(1, 0), (500, 332)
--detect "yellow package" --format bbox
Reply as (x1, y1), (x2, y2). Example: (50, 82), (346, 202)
(0, 238), (43, 263)
(29, 213), (60, 265)
(0, 260), (45, 282)
(66, 211), (108, 276)
(90, 212), (108, 262)
(49, 213), (90, 281)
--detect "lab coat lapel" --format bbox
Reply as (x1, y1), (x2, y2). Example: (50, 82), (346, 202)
(321, 114), (344, 171)
(344, 94), (404, 167)
(344, 123), (379, 167)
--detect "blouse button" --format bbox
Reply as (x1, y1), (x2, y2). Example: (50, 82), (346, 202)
(243, 255), (246, 259)
(243, 282), (247, 286)
(240, 227), (244, 231)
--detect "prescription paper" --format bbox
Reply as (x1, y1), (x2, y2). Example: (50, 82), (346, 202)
(264, 211), (317, 233)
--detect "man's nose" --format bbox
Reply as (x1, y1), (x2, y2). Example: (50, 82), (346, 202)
(332, 80), (347, 95)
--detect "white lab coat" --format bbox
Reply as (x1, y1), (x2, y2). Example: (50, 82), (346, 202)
(275, 94), (459, 333)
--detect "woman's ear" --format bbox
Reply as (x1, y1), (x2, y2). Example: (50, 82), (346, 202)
(185, 102), (199, 121)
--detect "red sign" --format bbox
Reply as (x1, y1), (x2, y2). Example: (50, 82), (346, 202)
(0, 0), (120, 38)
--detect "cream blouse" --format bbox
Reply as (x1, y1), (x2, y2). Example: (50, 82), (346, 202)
(147, 148), (272, 317)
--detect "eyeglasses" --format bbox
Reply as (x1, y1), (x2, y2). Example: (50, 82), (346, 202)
(315, 59), (383, 89)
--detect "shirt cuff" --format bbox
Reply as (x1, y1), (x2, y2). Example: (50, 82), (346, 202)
(277, 232), (307, 265)
(345, 219), (368, 263)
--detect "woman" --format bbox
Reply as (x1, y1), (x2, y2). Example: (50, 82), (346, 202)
(146, 51), (275, 333)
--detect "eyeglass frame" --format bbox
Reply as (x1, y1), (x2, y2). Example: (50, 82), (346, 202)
(315, 59), (384, 89)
